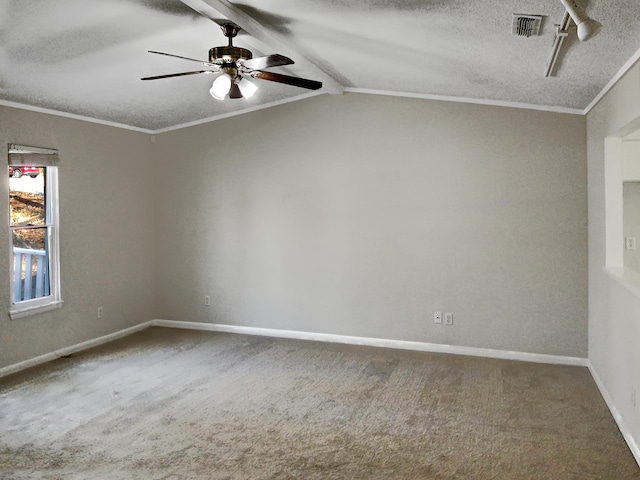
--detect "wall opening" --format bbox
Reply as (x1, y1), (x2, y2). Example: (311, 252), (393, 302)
(623, 131), (640, 273)
(604, 117), (640, 296)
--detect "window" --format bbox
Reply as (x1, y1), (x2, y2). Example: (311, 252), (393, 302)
(8, 144), (62, 319)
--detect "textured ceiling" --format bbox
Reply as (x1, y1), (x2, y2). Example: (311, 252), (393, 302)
(1, 0), (639, 132)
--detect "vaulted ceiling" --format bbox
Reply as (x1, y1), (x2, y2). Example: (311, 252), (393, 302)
(1, 0), (639, 132)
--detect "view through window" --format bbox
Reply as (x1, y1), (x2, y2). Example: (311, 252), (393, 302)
(8, 144), (61, 316)
(10, 166), (49, 301)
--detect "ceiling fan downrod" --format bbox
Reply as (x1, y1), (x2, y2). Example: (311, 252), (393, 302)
(209, 23), (252, 65)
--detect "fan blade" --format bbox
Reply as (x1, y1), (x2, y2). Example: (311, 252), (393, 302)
(242, 54), (294, 70)
(251, 71), (322, 90)
(148, 50), (218, 67)
(141, 70), (217, 81)
(229, 83), (243, 99)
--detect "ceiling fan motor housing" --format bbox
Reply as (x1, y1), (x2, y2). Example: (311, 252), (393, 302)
(209, 46), (252, 65)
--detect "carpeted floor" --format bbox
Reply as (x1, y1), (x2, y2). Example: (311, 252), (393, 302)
(1, 327), (638, 479)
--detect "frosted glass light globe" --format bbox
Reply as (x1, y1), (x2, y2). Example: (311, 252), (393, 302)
(210, 74), (232, 100)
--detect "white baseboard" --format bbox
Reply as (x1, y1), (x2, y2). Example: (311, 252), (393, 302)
(0, 321), (153, 379)
(588, 361), (640, 467)
(150, 319), (637, 467)
(0, 318), (588, 378)
(2, 318), (635, 468)
(151, 319), (588, 367)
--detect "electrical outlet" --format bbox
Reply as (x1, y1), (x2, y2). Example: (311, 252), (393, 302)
(204, 295), (211, 306)
(444, 312), (453, 325)
(434, 311), (442, 324)
(626, 237), (637, 250)
(97, 306), (103, 319)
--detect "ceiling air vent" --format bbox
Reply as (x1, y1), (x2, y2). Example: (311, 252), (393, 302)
(512, 14), (543, 37)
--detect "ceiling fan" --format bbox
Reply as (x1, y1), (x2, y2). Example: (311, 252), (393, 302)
(141, 23), (322, 100)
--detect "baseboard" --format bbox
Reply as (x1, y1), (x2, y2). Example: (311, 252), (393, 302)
(2, 318), (634, 468)
(0, 318), (588, 378)
(0, 321), (153, 379)
(151, 319), (588, 367)
(588, 361), (640, 467)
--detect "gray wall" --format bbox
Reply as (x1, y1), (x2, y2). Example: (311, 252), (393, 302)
(154, 92), (588, 357)
(0, 92), (589, 370)
(0, 106), (157, 368)
(587, 62), (640, 456)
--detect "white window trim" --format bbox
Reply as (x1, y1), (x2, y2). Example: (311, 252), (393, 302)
(9, 166), (63, 319)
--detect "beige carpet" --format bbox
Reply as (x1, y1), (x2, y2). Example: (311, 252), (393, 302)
(1, 327), (638, 479)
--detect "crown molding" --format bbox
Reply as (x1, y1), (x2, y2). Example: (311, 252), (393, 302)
(7, 44), (640, 136)
(152, 90), (325, 134)
(345, 88), (584, 116)
(0, 99), (154, 134)
(583, 46), (640, 115)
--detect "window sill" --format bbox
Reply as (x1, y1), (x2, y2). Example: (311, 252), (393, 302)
(9, 300), (64, 320)
(605, 266), (640, 300)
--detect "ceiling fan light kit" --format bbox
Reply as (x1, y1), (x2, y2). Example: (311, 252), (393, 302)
(142, 22), (322, 101)
(238, 77), (258, 99)
(210, 73), (232, 100)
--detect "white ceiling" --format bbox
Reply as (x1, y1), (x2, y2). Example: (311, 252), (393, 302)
(1, 0), (639, 132)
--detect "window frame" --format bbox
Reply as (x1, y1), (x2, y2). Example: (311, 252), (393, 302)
(8, 145), (62, 319)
